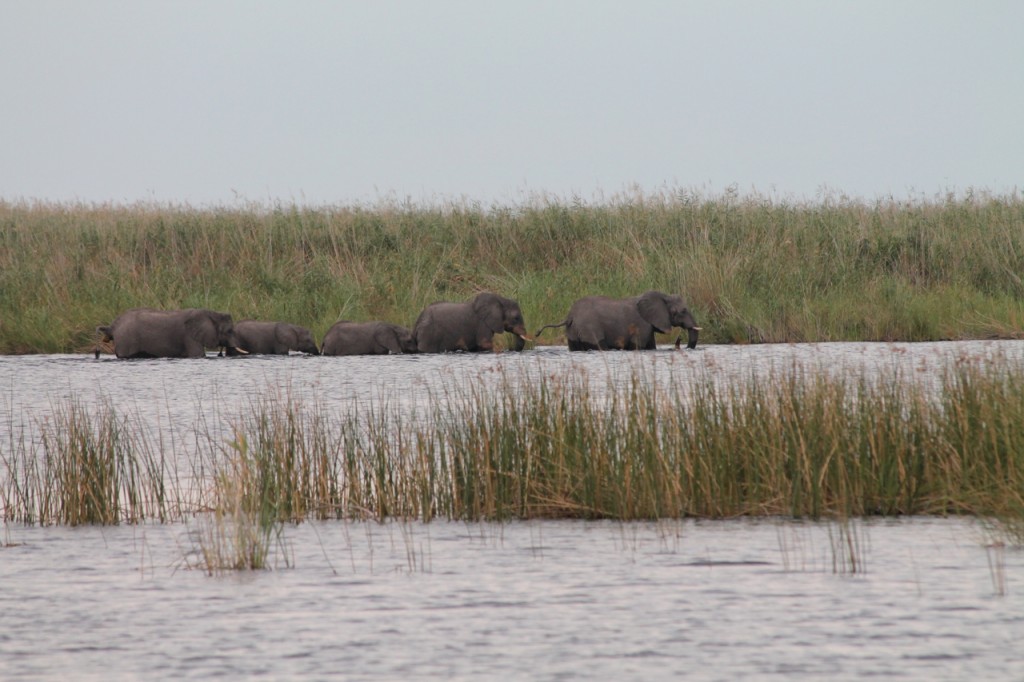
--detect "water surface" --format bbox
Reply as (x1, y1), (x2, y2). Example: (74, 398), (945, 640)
(4, 340), (1022, 438)
(2, 341), (1023, 680)
(2, 517), (1022, 680)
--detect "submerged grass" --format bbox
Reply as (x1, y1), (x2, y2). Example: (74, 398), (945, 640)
(2, 190), (1023, 352)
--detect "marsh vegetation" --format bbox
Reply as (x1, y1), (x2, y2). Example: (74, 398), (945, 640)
(1, 190), (1023, 353)
(4, 360), (1024, 534)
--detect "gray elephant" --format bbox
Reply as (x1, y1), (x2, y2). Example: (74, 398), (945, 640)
(536, 291), (701, 350)
(96, 307), (243, 359)
(413, 292), (530, 353)
(321, 321), (417, 356)
(225, 320), (319, 356)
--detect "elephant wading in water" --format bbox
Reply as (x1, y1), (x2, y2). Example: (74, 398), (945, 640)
(96, 308), (244, 359)
(413, 292), (530, 353)
(226, 320), (319, 355)
(321, 321), (417, 356)
(536, 291), (701, 350)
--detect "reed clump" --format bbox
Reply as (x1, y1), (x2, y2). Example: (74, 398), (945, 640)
(0, 399), (171, 525)
(2, 190), (1023, 353)
(183, 465), (291, 574)
(212, 396), (346, 522)
(4, 360), (1024, 527)
(207, 360), (1024, 523)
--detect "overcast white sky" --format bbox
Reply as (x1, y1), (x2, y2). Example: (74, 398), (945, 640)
(2, 1), (1022, 207)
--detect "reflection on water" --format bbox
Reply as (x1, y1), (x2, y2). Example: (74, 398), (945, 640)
(2, 341), (1024, 679)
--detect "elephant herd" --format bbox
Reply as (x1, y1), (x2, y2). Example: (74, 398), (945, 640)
(95, 291), (700, 359)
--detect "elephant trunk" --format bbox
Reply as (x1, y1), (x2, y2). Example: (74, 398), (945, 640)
(676, 326), (701, 350)
(686, 326), (700, 349)
(508, 324), (531, 351)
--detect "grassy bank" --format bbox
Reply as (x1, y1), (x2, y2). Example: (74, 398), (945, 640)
(4, 361), (1024, 526)
(2, 190), (1023, 353)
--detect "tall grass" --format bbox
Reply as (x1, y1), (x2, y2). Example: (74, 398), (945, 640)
(193, 358), (1024, 524)
(182, 461), (291, 575)
(2, 190), (1023, 352)
(4, 360), (1024, 527)
(0, 399), (171, 525)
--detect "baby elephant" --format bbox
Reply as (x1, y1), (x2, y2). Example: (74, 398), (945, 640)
(227, 320), (319, 355)
(321, 321), (417, 356)
(537, 290), (701, 350)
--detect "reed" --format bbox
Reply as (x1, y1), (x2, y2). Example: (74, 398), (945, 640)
(339, 360), (1024, 522)
(0, 399), (172, 525)
(214, 359), (1024, 524)
(4, 360), (1024, 528)
(2, 190), (1023, 353)
(211, 396), (347, 522)
(183, 470), (291, 574)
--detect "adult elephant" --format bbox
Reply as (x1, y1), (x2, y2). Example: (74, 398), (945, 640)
(536, 291), (701, 350)
(321, 321), (417, 356)
(413, 292), (530, 353)
(96, 308), (244, 359)
(226, 320), (319, 355)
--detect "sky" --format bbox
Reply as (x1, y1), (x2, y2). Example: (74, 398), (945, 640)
(2, 0), (1022, 207)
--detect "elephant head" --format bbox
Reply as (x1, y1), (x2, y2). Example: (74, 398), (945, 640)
(277, 322), (319, 355)
(637, 291), (701, 349)
(385, 324), (418, 354)
(185, 309), (241, 350)
(473, 292), (530, 351)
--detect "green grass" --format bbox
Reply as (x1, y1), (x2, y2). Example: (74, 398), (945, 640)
(1, 190), (1023, 353)
(5, 360), (1024, 530)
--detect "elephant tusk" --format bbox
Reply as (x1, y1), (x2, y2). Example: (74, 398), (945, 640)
(519, 333), (533, 341)
(232, 347), (250, 355)
(692, 327), (703, 331)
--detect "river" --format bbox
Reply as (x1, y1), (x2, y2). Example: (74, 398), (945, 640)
(2, 341), (1023, 680)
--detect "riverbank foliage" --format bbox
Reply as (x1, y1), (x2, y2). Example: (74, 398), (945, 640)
(4, 361), (1024, 528)
(1, 190), (1023, 353)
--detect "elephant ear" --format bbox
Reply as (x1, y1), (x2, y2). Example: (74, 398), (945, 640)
(184, 312), (218, 348)
(376, 325), (403, 354)
(275, 323), (296, 347)
(472, 293), (504, 334)
(637, 291), (672, 333)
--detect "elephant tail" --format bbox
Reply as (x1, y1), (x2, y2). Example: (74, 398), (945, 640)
(534, 320), (568, 338)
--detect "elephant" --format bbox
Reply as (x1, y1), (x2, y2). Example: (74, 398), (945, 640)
(413, 292), (530, 353)
(321, 321), (417, 356)
(535, 291), (701, 350)
(225, 320), (320, 356)
(96, 307), (244, 359)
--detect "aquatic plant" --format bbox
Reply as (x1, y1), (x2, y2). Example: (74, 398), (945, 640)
(213, 396), (347, 522)
(194, 358), (1024, 524)
(4, 359), (1024, 529)
(182, 468), (291, 574)
(0, 399), (171, 525)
